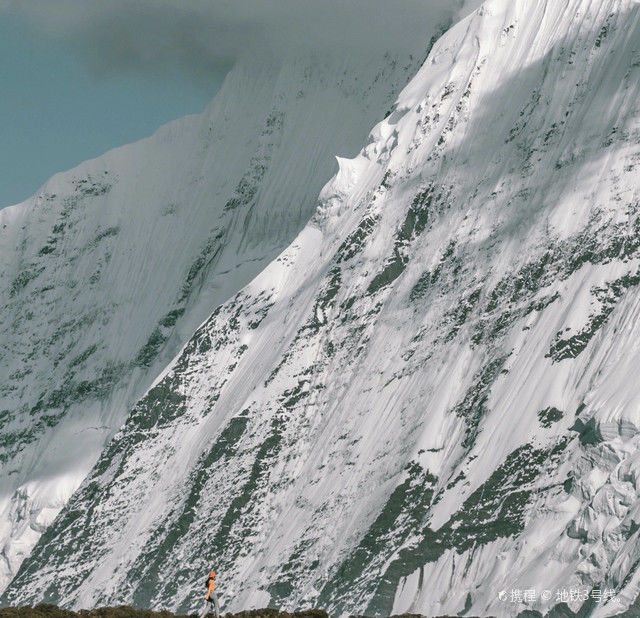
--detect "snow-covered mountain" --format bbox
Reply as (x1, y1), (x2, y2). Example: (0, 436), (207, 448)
(0, 32), (453, 593)
(4, 0), (640, 616)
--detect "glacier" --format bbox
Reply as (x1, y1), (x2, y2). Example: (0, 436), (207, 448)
(3, 0), (640, 617)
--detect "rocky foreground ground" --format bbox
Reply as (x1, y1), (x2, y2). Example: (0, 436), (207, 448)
(0, 608), (321, 618)
(0, 607), (449, 618)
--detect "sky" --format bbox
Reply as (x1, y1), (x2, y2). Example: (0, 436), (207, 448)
(0, 0), (456, 208)
(0, 12), (223, 207)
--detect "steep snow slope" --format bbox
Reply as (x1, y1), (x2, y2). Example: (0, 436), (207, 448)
(4, 0), (640, 616)
(0, 43), (447, 592)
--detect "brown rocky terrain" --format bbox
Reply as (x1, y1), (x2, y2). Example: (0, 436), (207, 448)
(0, 608), (460, 618)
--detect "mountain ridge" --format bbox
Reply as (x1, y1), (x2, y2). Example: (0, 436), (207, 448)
(4, 0), (640, 616)
(0, 41), (448, 594)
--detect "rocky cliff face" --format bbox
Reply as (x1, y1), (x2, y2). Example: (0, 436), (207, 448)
(0, 45), (441, 594)
(4, 0), (640, 617)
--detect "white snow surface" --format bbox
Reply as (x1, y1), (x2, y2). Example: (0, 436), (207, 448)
(0, 40), (445, 593)
(3, 0), (640, 617)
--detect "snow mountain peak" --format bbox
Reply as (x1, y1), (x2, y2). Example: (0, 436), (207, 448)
(3, 0), (640, 617)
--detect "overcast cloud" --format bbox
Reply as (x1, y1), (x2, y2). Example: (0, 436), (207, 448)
(1, 0), (458, 85)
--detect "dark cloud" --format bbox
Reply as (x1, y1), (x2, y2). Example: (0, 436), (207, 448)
(1, 0), (459, 86)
